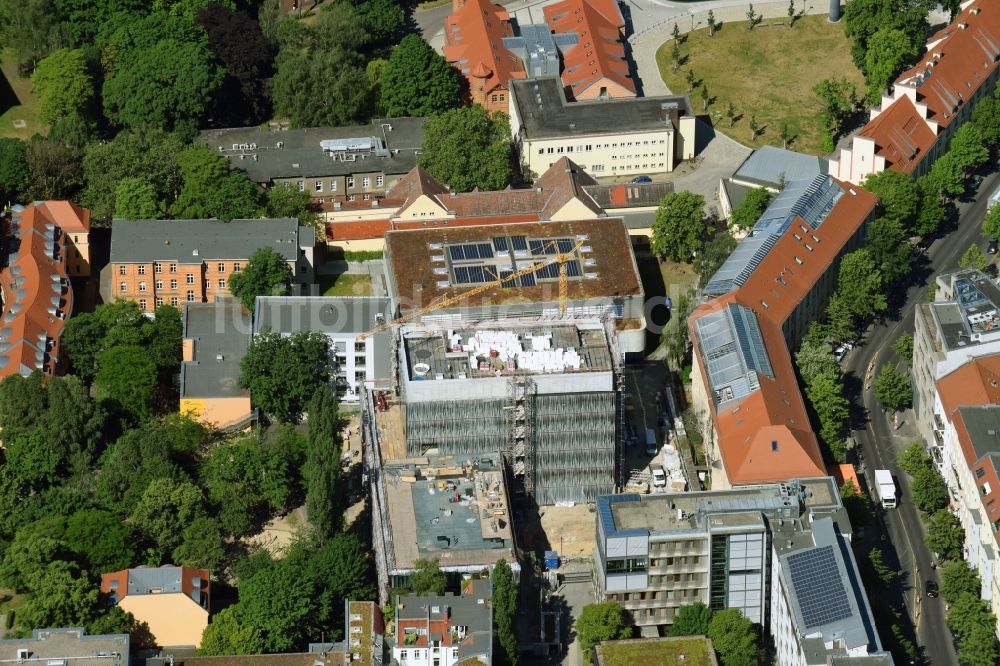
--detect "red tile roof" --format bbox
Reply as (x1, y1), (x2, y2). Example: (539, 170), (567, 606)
(443, 0), (525, 96)
(894, 0), (1000, 128)
(937, 354), (1000, 417)
(689, 179), (878, 486)
(859, 95), (937, 174)
(325, 218), (393, 241)
(544, 0), (635, 99)
(0, 202), (86, 379)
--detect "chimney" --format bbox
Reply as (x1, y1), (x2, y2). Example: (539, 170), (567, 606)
(829, 0), (841, 22)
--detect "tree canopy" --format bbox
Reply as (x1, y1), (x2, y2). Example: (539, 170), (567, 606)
(575, 602), (633, 660)
(32, 48), (95, 124)
(304, 388), (343, 540)
(650, 192), (706, 262)
(873, 365), (912, 413)
(667, 602), (713, 637)
(707, 608), (758, 666)
(418, 106), (512, 192)
(0, 138), (29, 203)
(730, 187), (772, 230)
(380, 34), (461, 117)
(926, 509), (965, 560)
(240, 330), (330, 422)
(229, 247), (292, 312)
(409, 558), (448, 596)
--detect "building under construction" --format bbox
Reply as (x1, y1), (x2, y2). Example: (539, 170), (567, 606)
(364, 319), (622, 507)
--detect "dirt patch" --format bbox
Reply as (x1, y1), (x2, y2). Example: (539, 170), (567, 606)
(536, 504), (598, 559)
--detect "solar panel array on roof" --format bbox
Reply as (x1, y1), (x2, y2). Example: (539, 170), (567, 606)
(694, 304), (773, 405)
(704, 176), (844, 296)
(446, 235), (587, 289)
(786, 545), (854, 628)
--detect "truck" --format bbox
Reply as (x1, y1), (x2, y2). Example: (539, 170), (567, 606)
(875, 469), (896, 509)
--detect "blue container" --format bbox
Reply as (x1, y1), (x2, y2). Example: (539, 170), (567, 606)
(544, 550), (559, 570)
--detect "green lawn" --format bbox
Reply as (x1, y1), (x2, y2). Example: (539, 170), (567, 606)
(599, 637), (714, 666)
(656, 15), (865, 155)
(319, 273), (373, 296)
(0, 49), (46, 140)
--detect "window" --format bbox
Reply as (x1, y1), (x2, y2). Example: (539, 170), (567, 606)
(347, 176), (355, 187)
(187, 290), (195, 302)
(499, 94), (505, 102)
(169, 264), (177, 273)
(297, 180), (304, 191)
(154, 262), (162, 273)
(363, 194), (370, 201)
(315, 181), (323, 192)
(331, 180), (337, 191)
(155, 297), (163, 306)
(376, 175), (384, 187)
(538, 148), (545, 155)
(170, 279), (178, 289)
(983, 482), (992, 495)
(592, 164), (604, 172)
(547, 147), (555, 154)
(170, 297), (179, 307)
(217, 262), (226, 273)
(186, 274), (195, 285)
(155, 280), (163, 289)
(218, 279), (226, 289)
(138, 282), (147, 292)
(355, 342), (365, 353)
(585, 144), (593, 151)
(139, 299), (147, 310)
(137, 265), (145, 275)
(491, 94), (498, 103)
(978, 468), (987, 479)
(234, 263), (241, 272)
(119, 282), (127, 293)
(119, 265), (126, 275)
(347, 195), (356, 201)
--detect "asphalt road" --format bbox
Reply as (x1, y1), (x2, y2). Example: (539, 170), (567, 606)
(845, 171), (1000, 665)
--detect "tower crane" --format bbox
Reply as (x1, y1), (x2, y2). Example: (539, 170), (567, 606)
(357, 239), (584, 340)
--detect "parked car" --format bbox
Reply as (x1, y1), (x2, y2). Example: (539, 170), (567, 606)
(989, 238), (998, 255)
(925, 580), (939, 598)
(631, 175), (652, 184)
(652, 468), (666, 488)
(972, 174), (985, 189)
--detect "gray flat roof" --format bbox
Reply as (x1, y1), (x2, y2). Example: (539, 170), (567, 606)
(731, 145), (828, 188)
(0, 629), (128, 665)
(396, 579), (492, 662)
(181, 302), (251, 399)
(955, 405), (1000, 461)
(511, 77), (691, 140)
(600, 477), (840, 536)
(196, 118), (425, 182)
(111, 218), (307, 264)
(254, 296), (391, 336)
(778, 518), (880, 657)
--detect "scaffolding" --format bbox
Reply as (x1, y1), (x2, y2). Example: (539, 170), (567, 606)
(603, 317), (626, 491)
(504, 374), (537, 497)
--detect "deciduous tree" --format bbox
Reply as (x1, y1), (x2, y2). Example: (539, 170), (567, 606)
(667, 602), (713, 636)
(64, 509), (135, 573)
(240, 330), (330, 422)
(868, 547), (896, 583)
(380, 34), (461, 117)
(229, 247), (292, 312)
(927, 153), (966, 198)
(693, 231), (737, 286)
(911, 464), (949, 514)
(813, 77), (857, 148)
(32, 48), (94, 124)
(926, 509), (964, 560)
(418, 106), (512, 192)
(198, 607), (266, 656)
(130, 478), (207, 556)
(650, 191), (706, 262)
(0, 138), (29, 203)
(730, 187), (772, 230)
(267, 183), (318, 227)
(862, 169), (919, 232)
(410, 558), (448, 596)
(271, 48), (370, 128)
(843, 0), (926, 73)
(103, 39), (223, 132)
(863, 28), (918, 102)
(114, 177), (165, 219)
(196, 5), (275, 125)
(837, 249), (886, 321)
(95, 344), (158, 423)
(304, 388), (343, 540)
(873, 365), (912, 412)
(949, 124), (990, 174)
(940, 561), (981, 603)
(982, 204), (1000, 241)
(492, 559), (518, 665)
(575, 602), (632, 660)
(892, 333), (913, 364)
(960, 243), (988, 271)
(25, 138), (84, 201)
(707, 608), (757, 666)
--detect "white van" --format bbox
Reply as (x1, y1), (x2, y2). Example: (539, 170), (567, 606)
(651, 468), (666, 488)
